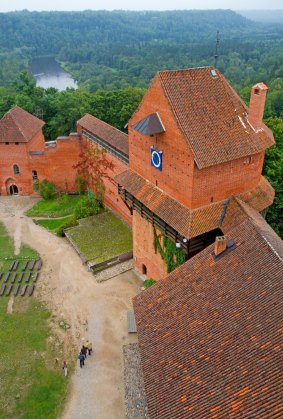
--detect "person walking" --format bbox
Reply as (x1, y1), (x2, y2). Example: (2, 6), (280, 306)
(78, 352), (85, 368)
(81, 345), (87, 359)
(62, 360), (68, 377)
(86, 340), (93, 356)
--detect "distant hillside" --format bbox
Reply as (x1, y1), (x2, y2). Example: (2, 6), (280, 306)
(237, 10), (283, 23)
(0, 9), (282, 91)
(0, 9), (251, 53)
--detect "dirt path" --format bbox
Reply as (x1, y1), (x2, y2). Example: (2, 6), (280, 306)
(0, 196), (142, 419)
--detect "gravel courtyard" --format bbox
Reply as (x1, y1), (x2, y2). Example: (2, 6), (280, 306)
(0, 196), (143, 419)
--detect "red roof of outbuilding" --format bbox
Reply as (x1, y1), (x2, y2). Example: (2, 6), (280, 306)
(77, 114), (129, 156)
(0, 106), (45, 143)
(134, 200), (283, 418)
(157, 67), (274, 169)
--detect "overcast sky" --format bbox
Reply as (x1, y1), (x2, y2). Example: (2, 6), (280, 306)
(0, 0), (282, 12)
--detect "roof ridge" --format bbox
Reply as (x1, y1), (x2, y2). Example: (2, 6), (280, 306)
(157, 66), (213, 75)
(81, 114), (128, 137)
(10, 109), (28, 141)
(235, 197), (283, 263)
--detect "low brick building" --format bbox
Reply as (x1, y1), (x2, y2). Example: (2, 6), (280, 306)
(0, 106), (81, 196)
(0, 106), (130, 224)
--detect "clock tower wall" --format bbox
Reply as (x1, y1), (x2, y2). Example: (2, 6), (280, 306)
(129, 76), (195, 208)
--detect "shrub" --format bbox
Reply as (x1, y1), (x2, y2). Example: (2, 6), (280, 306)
(33, 179), (57, 200)
(144, 278), (156, 289)
(75, 175), (87, 195)
(56, 217), (78, 237)
(74, 196), (101, 219)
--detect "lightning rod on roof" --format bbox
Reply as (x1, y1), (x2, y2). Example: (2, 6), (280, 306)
(214, 31), (220, 68)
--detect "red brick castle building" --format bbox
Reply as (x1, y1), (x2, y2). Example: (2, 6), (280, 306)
(0, 67), (276, 280)
(1, 67), (282, 416)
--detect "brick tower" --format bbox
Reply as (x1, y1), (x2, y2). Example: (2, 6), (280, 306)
(116, 67), (275, 280)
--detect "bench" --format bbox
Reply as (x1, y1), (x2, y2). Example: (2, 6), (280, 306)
(127, 311), (137, 333)
(13, 260), (19, 270)
(9, 261), (15, 270)
(18, 272), (24, 282)
(10, 272), (17, 283)
(21, 285), (28, 296)
(0, 284), (6, 296)
(24, 272), (31, 282)
(22, 260), (28, 271)
(14, 284), (20, 296)
(6, 284), (12, 296)
(29, 285), (35, 296)
(32, 272), (39, 282)
(3, 272), (10, 283)
(29, 260), (36, 270)
(17, 272), (24, 283)
(36, 260), (43, 270)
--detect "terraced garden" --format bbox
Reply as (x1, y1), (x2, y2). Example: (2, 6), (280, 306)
(65, 211), (132, 265)
(27, 196), (133, 269)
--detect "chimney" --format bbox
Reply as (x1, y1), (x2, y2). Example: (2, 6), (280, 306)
(214, 236), (227, 256)
(248, 82), (268, 131)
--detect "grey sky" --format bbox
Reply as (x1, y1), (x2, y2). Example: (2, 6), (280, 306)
(0, 0), (282, 12)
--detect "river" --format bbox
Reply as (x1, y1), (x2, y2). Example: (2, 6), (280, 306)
(30, 57), (77, 91)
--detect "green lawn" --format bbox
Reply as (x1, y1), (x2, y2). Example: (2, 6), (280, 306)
(0, 298), (68, 419)
(25, 195), (84, 218)
(0, 223), (69, 418)
(0, 224), (39, 272)
(37, 217), (73, 233)
(66, 210), (132, 263)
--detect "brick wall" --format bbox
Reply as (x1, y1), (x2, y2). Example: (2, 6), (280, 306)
(133, 211), (167, 280)
(191, 152), (265, 208)
(0, 142), (33, 195)
(0, 131), (82, 195)
(80, 136), (132, 225)
(36, 134), (82, 192)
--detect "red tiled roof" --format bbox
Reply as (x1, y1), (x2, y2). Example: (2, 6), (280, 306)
(238, 176), (274, 212)
(115, 169), (225, 238)
(77, 114), (129, 156)
(115, 169), (274, 238)
(157, 67), (274, 169)
(0, 106), (45, 143)
(134, 206), (283, 418)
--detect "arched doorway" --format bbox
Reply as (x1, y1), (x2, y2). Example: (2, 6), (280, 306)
(9, 184), (18, 195)
(142, 264), (147, 275)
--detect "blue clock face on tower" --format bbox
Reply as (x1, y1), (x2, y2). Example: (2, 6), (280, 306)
(151, 147), (163, 171)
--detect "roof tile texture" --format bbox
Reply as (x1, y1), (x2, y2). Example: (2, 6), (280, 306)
(134, 207), (283, 418)
(158, 67), (274, 169)
(77, 114), (129, 156)
(0, 106), (45, 143)
(115, 169), (274, 238)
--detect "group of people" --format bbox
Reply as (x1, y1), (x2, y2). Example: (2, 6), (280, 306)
(60, 339), (93, 376)
(78, 339), (93, 368)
